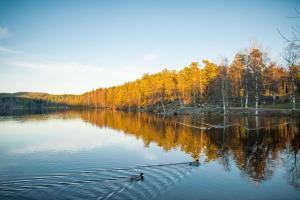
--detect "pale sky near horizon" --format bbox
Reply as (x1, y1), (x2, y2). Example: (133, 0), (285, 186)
(0, 0), (299, 94)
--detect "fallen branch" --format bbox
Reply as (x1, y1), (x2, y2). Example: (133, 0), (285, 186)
(200, 122), (232, 129)
(194, 121), (232, 129)
(176, 121), (211, 130)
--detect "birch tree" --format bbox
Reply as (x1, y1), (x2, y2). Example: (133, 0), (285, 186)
(283, 42), (300, 111)
(220, 59), (229, 114)
(245, 55), (250, 109)
(249, 48), (264, 115)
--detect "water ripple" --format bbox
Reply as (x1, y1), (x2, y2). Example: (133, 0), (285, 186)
(0, 161), (200, 200)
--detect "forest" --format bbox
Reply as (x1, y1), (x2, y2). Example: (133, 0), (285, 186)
(1, 44), (300, 113)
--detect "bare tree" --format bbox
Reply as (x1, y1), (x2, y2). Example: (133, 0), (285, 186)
(249, 48), (264, 115)
(277, 9), (300, 111)
(277, 8), (300, 43)
(245, 55), (250, 110)
(220, 59), (229, 114)
(283, 42), (300, 111)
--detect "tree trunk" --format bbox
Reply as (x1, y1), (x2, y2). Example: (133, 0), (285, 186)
(225, 69), (229, 111)
(160, 100), (165, 114)
(255, 115), (260, 134)
(292, 77), (296, 111)
(200, 79), (203, 100)
(193, 80), (196, 106)
(222, 79), (227, 114)
(138, 92), (141, 111)
(180, 99), (183, 108)
(245, 66), (248, 110)
(255, 75), (259, 115)
(245, 116), (249, 133)
(239, 80), (243, 107)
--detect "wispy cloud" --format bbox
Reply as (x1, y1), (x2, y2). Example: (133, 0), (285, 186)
(10, 59), (158, 79)
(0, 46), (19, 54)
(0, 27), (9, 38)
(10, 60), (103, 72)
(6, 58), (159, 93)
(142, 53), (158, 62)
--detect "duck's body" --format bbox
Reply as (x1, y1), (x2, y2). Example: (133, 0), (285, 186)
(130, 173), (144, 181)
(189, 159), (200, 167)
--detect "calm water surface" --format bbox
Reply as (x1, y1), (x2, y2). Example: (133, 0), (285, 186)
(0, 110), (299, 200)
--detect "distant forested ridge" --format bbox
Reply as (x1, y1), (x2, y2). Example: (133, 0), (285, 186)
(1, 46), (300, 112)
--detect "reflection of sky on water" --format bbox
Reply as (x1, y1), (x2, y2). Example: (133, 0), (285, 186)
(0, 112), (299, 200)
(0, 117), (190, 177)
(0, 120), (129, 153)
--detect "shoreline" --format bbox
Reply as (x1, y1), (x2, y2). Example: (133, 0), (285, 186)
(1, 103), (299, 117)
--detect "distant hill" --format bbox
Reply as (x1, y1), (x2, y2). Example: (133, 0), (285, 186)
(0, 92), (51, 98)
(0, 92), (83, 115)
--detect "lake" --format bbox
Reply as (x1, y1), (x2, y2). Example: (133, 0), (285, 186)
(0, 110), (299, 200)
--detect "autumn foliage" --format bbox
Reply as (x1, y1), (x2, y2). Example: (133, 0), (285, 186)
(73, 48), (299, 110)
(1, 47), (299, 110)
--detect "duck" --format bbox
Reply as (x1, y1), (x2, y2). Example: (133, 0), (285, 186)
(189, 159), (200, 166)
(130, 173), (144, 181)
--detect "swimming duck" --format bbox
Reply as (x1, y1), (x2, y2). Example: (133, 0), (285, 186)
(130, 173), (144, 181)
(189, 159), (200, 166)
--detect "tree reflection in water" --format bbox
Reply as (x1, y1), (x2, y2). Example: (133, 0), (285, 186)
(78, 110), (299, 189)
(7, 110), (300, 189)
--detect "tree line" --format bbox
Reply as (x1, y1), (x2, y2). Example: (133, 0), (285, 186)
(78, 44), (300, 112)
(1, 44), (299, 112)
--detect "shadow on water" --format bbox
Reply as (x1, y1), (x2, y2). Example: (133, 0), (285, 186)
(0, 109), (299, 199)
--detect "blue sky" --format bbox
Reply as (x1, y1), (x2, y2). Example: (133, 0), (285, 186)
(0, 0), (299, 94)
